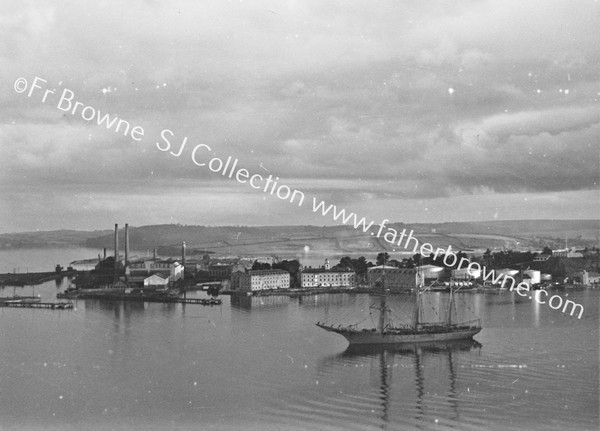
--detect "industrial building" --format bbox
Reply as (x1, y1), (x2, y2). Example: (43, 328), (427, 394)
(126, 258), (184, 286)
(367, 265), (424, 291)
(418, 264), (447, 281)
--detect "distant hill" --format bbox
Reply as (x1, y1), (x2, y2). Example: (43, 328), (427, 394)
(3, 220), (595, 257)
(0, 229), (112, 249)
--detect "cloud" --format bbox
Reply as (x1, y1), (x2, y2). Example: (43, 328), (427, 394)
(1, 0), (599, 231)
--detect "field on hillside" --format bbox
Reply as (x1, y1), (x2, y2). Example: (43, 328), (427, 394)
(1, 220), (597, 258)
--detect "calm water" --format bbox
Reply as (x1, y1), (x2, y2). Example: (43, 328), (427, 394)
(0, 249), (598, 430)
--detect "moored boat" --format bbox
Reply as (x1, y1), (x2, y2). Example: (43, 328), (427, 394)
(316, 263), (481, 346)
(0, 295), (42, 304)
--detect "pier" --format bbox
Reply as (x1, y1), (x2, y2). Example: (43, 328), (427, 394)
(0, 269), (79, 286)
(0, 301), (74, 310)
(57, 291), (222, 306)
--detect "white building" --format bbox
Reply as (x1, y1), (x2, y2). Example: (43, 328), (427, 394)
(126, 258), (184, 286)
(144, 273), (169, 288)
(231, 269), (290, 292)
(300, 268), (356, 288)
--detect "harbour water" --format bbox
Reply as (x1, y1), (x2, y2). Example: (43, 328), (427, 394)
(0, 249), (598, 430)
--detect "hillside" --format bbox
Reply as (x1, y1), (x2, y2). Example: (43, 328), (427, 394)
(83, 220), (597, 257)
(1, 220), (597, 256)
(0, 229), (112, 249)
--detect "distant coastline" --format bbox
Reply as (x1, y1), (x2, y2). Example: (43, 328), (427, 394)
(0, 220), (597, 254)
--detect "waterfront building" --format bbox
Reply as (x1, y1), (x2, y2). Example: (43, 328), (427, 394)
(367, 265), (424, 291)
(574, 270), (600, 286)
(230, 269), (290, 292)
(126, 258), (184, 286)
(300, 268), (356, 288)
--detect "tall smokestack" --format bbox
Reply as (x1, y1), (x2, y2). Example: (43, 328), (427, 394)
(103, 248), (107, 259)
(125, 223), (129, 269)
(114, 223), (119, 281)
(153, 248), (157, 260)
(182, 241), (186, 281)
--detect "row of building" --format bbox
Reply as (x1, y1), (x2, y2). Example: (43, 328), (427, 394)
(227, 264), (419, 292)
(102, 227), (598, 292)
(225, 262), (600, 293)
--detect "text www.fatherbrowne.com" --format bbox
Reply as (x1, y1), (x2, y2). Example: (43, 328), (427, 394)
(14, 75), (584, 319)
(311, 202), (584, 319)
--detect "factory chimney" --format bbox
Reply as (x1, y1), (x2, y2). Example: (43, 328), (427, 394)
(114, 223), (119, 281)
(103, 248), (107, 259)
(125, 224), (129, 269)
(153, 248), (157, 260)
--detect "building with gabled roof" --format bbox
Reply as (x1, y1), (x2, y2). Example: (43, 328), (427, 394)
(125, 258), (183, 286)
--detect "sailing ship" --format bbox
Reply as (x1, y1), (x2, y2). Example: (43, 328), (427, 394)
(316, 264), (481, 345)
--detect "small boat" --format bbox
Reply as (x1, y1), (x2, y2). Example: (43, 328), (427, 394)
(0, 295), (42, 304)
(316, 264), (481, 346)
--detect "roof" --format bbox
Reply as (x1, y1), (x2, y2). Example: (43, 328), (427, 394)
(418, 265), (445, 272)
(129, 258), (180, 265)
(369, 265), (400, 270)
(145, 273), (168, 280)
(497, 268), (518, 274)
(302, 268), (355, 274)
(369, 265), (416, 272)
(248, 269), (289, 276)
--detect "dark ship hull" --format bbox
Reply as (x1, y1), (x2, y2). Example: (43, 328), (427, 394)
(316, 323), (481, 345)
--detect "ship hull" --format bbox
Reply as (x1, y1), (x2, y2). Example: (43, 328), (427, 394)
(317, 324), (481, 345)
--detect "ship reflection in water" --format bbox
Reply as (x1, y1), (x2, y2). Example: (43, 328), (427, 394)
(318, 339), (483, 429)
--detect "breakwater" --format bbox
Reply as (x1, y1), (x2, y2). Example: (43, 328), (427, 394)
(0, 270), (78, 286)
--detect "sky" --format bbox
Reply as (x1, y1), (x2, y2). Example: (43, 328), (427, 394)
(1, 0), (599, 233)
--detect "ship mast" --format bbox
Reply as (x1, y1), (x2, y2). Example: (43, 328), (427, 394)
(447, 286), (454, 326)
(412, 265), (421, 330)
(378, 257), (387, 334)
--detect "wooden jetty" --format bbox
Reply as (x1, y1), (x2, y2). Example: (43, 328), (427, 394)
(57, 291), (222, 306)
(0, 270), (78, 286)
(0, 301), (74, 310)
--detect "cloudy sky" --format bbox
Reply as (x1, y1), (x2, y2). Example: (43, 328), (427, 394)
(1, 0), (598, 233)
